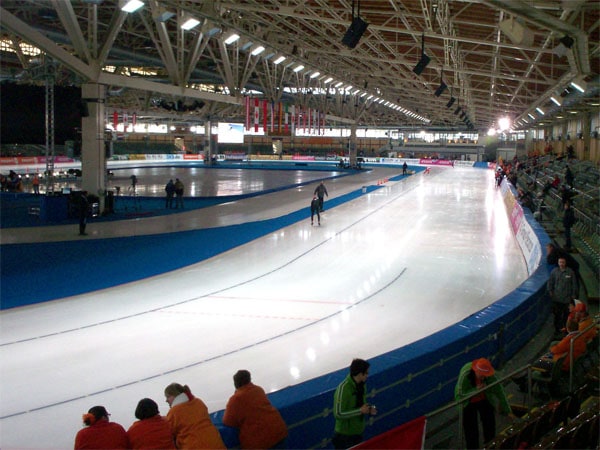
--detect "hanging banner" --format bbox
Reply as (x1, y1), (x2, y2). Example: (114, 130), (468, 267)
(245, 97), (250, 131)
(263, 100), (268, 133)
(113, 111), (118, 129)
(132, 112), (137, 127)
(254, 98), (259, 132)
(284, 104), (289, 133)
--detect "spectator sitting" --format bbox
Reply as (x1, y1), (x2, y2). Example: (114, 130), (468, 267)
(536, 320), (586, 373)
(127, 398), (175, 449)
(222, 370), (288, 449)
(573, 302), (597, 343)
(74, 405), (129, 449)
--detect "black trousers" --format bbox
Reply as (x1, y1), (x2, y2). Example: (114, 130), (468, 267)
(552, 301), (569, 333)
(318, 196), (324, 211)
(332, 432), (362, 449)
(463, 400), (495, 449)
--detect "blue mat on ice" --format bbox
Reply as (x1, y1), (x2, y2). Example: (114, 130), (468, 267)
(0, 186), (380, 309)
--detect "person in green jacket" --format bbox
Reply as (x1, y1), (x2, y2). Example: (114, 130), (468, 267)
(332, 358), (377, 449)
(454, 358), (514, 449)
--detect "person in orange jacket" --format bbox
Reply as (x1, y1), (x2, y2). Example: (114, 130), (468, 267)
(127, 398), (175, 449)
(223, 370), (288, 449)
(164, 383), (226, 450)
(74, 405), (128, 449)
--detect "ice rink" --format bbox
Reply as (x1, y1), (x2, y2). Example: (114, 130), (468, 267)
(0, 165), (528, 448)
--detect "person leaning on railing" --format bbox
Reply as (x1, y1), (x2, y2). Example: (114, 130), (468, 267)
(454, 358), (515, 450)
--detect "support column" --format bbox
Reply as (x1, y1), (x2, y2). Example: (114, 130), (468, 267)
(81, 83), (106, 212)
(204, 120), (212, 165)
(349, 123), (357, 166)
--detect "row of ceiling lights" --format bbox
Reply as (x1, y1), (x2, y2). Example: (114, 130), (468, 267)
(515, 77), (589, 129)
(119, 0), (431, 125)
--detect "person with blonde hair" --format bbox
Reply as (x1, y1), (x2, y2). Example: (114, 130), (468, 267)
(164, 383), (225, 449)
(74, 405), (128, 449)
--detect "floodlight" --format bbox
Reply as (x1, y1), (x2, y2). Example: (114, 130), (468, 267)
(550, 96), (562, 106)
(224, 33), (240, 45)
(181, 16), (200, 30)
(293, 64), (305, 73)
(120, 0), (143, 13)
(273, 55), (286, 65)
(570, 77), (587, 93)
(251, 45), (265, 56)
(154, 7), (175, 22)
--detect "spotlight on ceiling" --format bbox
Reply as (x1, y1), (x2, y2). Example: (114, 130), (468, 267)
(454, 106), (461, 116)
(446, 97), (456, 108)
(341, 17), (369, 49)
(434, 80), (447, 97)
(413, 53), (430, 75)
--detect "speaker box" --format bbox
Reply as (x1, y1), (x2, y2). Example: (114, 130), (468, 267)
(434, 81), (447, 97)
(446, 97), (456, 108)
(499, 18), (533, 46)
(342, 17), (369, 49)
(412, 53), (431, 75)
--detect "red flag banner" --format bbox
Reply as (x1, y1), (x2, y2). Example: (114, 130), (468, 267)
(113, 111), (118, 129)
(132, 112), (137, 127)
(353, 416), (427, 450)
(245, 97), (250, 130)
(254, 98), (259, 132)
(263, 100), (268, 133)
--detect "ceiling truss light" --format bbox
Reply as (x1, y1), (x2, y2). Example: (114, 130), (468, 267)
(310, 71), (320, 79)
(120, 0), (144, 13)
(293, 64), (304, 72)
(550, 96), (562, 106)
(224, 33), (240, 45)
(181, 16), (200, 30)
(570, 77), (587, 93)
(536, 107), (545, 115)
(251, 45), (265, 56)
(273, 55), (286, 65)
(154, 7), (175, 22)
(528, 113), (535, 119)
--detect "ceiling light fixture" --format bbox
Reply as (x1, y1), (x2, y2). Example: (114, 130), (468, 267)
(251, 45), (265, 56)
(224, 33), (240, 45)
(273, 55), (286, 65)
(570, 77), (587, 93)
(120, 0), (144, 13)
(181, 16), (200, 30)
(293, 64), (304, 72)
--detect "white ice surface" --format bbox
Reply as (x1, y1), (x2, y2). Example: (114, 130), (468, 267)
(0, 167), (527, 449)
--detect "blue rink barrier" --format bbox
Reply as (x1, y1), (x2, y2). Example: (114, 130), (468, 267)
(213, 194), (553, 449)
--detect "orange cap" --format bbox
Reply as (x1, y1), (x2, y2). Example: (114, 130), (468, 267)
(472, 358), (495, 377)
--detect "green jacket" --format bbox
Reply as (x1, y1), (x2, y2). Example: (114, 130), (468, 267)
(454, 361), (511, 415)
(333, 374), (366, 436)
